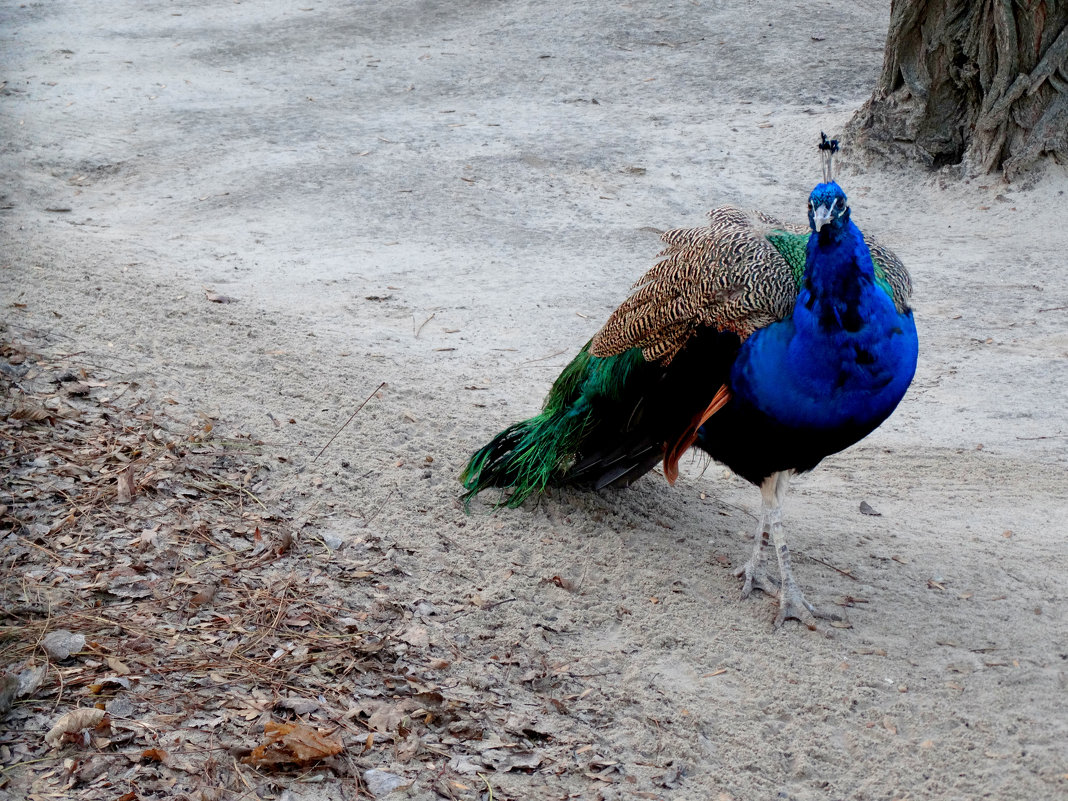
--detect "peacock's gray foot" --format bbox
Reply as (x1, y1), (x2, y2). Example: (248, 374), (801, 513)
(741, 471), (846, 631)
(774, 574), (844, 629)
(733, 531), (781, 599)
(770, 517), (845, 630)
(734, 472), (788, 600)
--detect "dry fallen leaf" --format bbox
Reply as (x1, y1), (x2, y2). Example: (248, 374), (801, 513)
(399, 624), (429, 648)
(396, 732), (421, 762)
(45, 708), (108, 747)
(189, 584), (217, 607)
(244, 721), (342, 768)
(10, 402), (51, 422)
(365, 699), (415, 734)
(88, 675), (131, 694)
(116, 468), (135, 504)
(0, 673), (18, 715)
(140, 747), (168, 763)
(545, 575), (576, 592)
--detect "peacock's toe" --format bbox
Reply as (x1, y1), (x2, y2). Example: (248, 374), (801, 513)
(734, 557), (781, 600)
(774, 580), (845, 632)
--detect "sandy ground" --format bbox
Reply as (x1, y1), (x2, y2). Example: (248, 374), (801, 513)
(3, 1), (1068, 799)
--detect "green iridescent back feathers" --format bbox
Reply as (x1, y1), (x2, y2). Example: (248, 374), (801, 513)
(460, 207), (912, 507)
(460, 344), (644, 508)
(765, 228), (909, 308)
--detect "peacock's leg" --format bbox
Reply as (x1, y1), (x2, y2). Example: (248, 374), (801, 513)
(765, 472), (844, 628)
(734, 527), (780, 598)
(733, 472), (786, 598)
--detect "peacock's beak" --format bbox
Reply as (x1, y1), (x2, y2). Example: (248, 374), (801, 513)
(812, 204), (834, 232)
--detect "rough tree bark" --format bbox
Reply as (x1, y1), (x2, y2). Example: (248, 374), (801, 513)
(848, 0), (1068, 179)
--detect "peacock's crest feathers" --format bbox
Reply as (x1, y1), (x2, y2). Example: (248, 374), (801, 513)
(590, 206), (912, 365)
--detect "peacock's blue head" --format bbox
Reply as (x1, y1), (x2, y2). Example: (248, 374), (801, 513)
(807, 181), (850, 237)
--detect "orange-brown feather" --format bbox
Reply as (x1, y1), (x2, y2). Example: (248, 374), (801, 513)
(663, 385), (732, 484)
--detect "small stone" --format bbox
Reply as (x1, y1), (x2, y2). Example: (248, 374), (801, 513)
(0, 674), (18, 715)
(859, 501), (881, 516)
(363, 769), (412, 797)
(414, 601), (439, 617)
(448, 755), (483, 774)
(106, 696), (136, 718)
(42, 630), (85, 660)
(277, 696), (320, 715)
(18, 664), (48, 697)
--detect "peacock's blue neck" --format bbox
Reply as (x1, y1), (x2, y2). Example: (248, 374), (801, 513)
(801, 219), (875, 331)
(728, 218), (918, 432)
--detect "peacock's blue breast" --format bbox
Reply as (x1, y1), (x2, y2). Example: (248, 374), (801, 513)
(730, 283), (918, 432)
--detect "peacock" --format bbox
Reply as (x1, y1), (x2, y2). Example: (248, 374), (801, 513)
(461, 135), (918, 629)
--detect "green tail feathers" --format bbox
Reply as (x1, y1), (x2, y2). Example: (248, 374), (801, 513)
(460, 343), (644, 508)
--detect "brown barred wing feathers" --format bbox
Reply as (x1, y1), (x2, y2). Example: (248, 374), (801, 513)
(590, 206), (800, 364)
(867, 239), (913, 313)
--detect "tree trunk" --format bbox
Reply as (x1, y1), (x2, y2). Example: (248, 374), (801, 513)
(848, 0), (1068, 180)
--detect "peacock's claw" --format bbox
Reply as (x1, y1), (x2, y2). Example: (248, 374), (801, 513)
(730, 472), (850, 632)
(774, 580), (844, 631)
(733, 557), (781, 599)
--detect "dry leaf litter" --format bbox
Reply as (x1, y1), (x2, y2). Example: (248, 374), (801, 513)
(0, 336), (640, 800)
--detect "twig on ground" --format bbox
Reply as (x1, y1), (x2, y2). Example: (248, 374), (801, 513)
(804, 553), (858, 580)
(313, 382), (386, 462)
(520, 349), (567, 365)
(414, 311), (436, 338)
